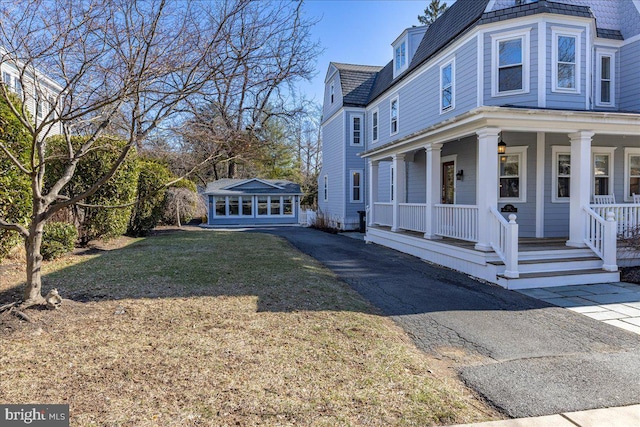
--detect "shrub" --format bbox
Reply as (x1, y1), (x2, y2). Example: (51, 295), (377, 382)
(41, 222), (78, 260)
(128, 160), (173, 236)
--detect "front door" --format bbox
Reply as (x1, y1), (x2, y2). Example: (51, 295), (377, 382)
(442, 161), (455, 204)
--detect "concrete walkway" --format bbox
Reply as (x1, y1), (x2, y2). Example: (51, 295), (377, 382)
(451, 404), (640, 426)
(262, 227), (640, 419)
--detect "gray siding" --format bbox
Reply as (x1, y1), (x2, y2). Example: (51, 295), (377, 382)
(442, 136), (477, 205)
(318, 114), (345, 222)
(483, 24), (538, 108)
(620, 39), (640, 112)
(377, 161), (392, 203)
(323, 71), (343, 121)
(406, 150), (426, 203)
(368, 37), (478, 149)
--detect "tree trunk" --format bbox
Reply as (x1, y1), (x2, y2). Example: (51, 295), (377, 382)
(23, 221), (46, 305)
(228, 159), (236, 179)
(176, 197), (181, 227)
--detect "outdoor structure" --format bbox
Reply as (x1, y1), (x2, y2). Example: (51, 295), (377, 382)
(319, 0), (640, 288)
(203, 178), (302, 226)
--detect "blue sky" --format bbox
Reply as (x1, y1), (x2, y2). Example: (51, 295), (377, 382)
(298, 0), (454, 104)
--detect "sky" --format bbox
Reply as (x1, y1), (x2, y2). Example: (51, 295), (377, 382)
(298, 0), (455, 105)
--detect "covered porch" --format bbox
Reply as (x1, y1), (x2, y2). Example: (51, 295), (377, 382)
(363, 107), (640, 288)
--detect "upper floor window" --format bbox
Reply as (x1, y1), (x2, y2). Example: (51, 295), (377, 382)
(596, 50), (615, 107)
(395, 41), (406, 71)
(351, 115), (362, 145)
(440, 59), (455, 112)
(492, 30), (530, 96)
(330, 82), (335, 103)
(552, 28), (581, 93)
(372, 110), (378, 142)
(390, 97), (399, 135)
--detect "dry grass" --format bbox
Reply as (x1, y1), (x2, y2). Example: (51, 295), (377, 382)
(0, 229), (500, 426)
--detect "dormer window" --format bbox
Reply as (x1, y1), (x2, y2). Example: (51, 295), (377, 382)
(395, 41), (406, 71)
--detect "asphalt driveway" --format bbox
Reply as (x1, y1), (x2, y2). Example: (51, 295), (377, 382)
(262, 227), (640, 418)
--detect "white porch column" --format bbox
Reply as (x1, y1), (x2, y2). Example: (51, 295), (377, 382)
(391, 153), (406, 232)
(368, 160), (379, 226)
(475, 127), (501, 251)
(424, 143), (443, 239)
(567, 131), (594, 247)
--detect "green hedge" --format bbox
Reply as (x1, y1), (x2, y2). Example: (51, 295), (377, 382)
(41, 222), (78, 260)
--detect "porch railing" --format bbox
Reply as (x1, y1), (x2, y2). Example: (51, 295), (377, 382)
(489, 208), (519, 278)
(399, 203), (427, 232)
(591, 204), (640, 238)
(434, 204), (479, 242)
(373, 202), (393, 227)
(584, 207), (617, 271)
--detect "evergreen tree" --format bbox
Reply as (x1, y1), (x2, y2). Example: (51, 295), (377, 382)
(418, 0), (448, 25)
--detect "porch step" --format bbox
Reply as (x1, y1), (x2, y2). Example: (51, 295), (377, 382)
(497, 269), (620, 290)
(488, 256), (603, 273)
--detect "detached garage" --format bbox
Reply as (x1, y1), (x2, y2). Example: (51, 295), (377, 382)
(204, 178), (302, 226)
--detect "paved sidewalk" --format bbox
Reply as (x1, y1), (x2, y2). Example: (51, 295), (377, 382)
(451, 404), (640, 426)
(517, 283), (640, 335)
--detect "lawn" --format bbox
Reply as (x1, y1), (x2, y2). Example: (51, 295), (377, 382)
(0, 229), (500, 426)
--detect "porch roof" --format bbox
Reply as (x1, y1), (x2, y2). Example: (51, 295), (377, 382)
(360, 106), (640, 160)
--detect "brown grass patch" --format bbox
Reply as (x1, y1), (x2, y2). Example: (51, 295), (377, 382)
(0, 229), (500, 426)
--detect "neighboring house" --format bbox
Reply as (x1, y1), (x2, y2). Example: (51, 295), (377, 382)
(319, 0), (640, 288)
(203, 178), (302, 226)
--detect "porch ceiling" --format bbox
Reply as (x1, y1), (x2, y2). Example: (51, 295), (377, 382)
(362, 106), (640, 161)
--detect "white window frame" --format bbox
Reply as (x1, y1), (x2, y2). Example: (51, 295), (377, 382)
(624, 148), (640, 202)
(491, 29), (530, 97)
(323, 175), (328, 201)
(551, 146), (571, 203)
(330, 82), (335, 104)
(372, 109), (379, 143)
(498, 145), (527, 203)
(351, 114), (363, 146)
(595, 49), (615, 107)
(551, 27), (582, 94)
(592, 147), (615, 198)
(440, 58), (455, 113)
(394, 39), (407, 77)
(390, 96), (399, 136)
(350, 169), (363, 203)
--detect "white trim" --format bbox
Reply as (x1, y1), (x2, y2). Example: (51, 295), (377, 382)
(323, 175), (328, 202)
(595, 48), (616, 108)
(393, 37), (408, 78)
(349, 169), (364, 203)
(441, 154), (457, 204)
(390, 95), (399, 136)
(222, 178), (284, 191)
(498, 145), (527, 203)
(551, 26), (583, 94)
(625, 33), (640, 46)
(535, 132), (545, 237)
(476, 32), (484, 108)
(439, 57), (455, 114)
(484, 0), (497, 13)
(585, 24), (591, 110)
(350, 114), (364, 146)
(372, 108), (379, 143)
(390, 164), (394, 202)
(591, 146), (616, 198)
(330, 81), (335, 104)
(537, 21), (546, 108)
(551, 145), (571, 203)
(624, 148), (640, 202)
(491, 29), (531, 97)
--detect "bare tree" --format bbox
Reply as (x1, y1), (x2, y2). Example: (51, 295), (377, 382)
(0, 0), (260, 308)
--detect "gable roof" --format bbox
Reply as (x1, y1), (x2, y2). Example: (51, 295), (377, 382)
(479, 0), (593, 25)
(332, 62), (383, 107)
(369, 0), (490, 103)
(203, 178), (302, 196)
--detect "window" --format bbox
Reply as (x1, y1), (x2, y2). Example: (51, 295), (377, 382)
(2, 71), (11, 87)
(372, 110), (378, 142)
(351, 115), (362, 145)
(228, 196), (239, 216)
(283, 196), (293, 215)
(593, 151), (614, 196)
(330, 83), (334, 103)
(390, 97), (398, 135)
(552, 28), (581, 93)
(492, 30), (529, 96)
(323, 175), (328, 201)
(271, 196), (281, 215)
(551, 147), (571, 202)
(258, 196), (268, 215)
(440, 60), (454, 112)
(395, 41), (406, 71)
(596, 50), (615, 107)
(215, 197), (226, 216)
(625, 148), (640, 201)
(241, 197), (252, 216)
(350, 170), (363, 202)
(498, 146), (527, 202)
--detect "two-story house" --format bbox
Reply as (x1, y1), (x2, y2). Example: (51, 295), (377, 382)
(319, 0), (640, 289)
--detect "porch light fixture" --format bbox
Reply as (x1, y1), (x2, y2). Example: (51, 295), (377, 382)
(456, 170), (464, 181)
(497, 135), (507, 155)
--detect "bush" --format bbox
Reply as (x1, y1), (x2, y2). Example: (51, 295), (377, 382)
(41, 222), (78, 260)
(127, 160), (173, 236)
